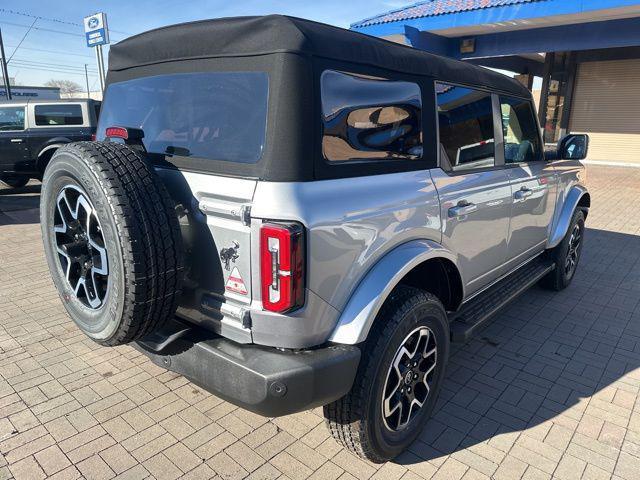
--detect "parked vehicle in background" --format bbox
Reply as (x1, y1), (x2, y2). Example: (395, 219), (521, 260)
(0, 99), (100, 188)
(38, 16), (590, 462)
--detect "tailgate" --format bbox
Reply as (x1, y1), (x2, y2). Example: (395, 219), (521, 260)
(156, 168), (257, 343)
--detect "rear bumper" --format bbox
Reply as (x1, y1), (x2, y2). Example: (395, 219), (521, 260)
(135, 318), (361, 417)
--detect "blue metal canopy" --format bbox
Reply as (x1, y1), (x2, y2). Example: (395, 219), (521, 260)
(351, 0), (640, 69)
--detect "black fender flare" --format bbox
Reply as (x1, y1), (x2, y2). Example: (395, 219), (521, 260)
(37, 138), (72, 171)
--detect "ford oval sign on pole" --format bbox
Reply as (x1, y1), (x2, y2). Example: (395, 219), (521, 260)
(84, 13), (109, 47)
(84, 13), (109, 94)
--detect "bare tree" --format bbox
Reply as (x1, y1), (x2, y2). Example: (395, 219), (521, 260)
(44, 79), (83, 95)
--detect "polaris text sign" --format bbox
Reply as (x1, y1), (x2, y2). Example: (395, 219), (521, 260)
(84, 13), (109, 47)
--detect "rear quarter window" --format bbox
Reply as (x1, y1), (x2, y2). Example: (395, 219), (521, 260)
(321, 70), (423, 162)
(97, 71), (269, 164)
(35, 104), (83, 126)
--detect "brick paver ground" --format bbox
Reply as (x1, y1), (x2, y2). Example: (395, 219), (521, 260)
(1, 165), (640, 480)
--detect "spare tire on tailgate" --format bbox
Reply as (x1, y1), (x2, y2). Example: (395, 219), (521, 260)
(40, 141), (184, 346)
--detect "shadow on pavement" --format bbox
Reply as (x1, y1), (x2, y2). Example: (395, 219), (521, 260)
(0, 183), (42, 226)
(394, 226), (640, 464)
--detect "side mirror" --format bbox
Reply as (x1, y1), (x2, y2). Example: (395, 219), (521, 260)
(558, 134), (589, 160)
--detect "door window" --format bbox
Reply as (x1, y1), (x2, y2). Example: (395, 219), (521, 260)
(0, 107), (25, 131)
(321, 70), (423, 162)
(35, 104), (83, 126)
(500, 96), (543, 164)
(436, 83), (495, 172)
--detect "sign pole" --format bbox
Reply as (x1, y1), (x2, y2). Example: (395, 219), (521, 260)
(95, 44), (106, 93)
(0, 28), (12, 100)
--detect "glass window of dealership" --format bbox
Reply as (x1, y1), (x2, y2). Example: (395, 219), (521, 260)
(352, 0), (640, 164)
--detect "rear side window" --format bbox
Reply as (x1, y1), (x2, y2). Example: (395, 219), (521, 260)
(0, 107), (25, 131)
(97, 72), (269, 164)
(436, 83), (495, 172)
(321, 70), (423, 162)
(35, 104), (83, 126)
(500, 96), (542, 163)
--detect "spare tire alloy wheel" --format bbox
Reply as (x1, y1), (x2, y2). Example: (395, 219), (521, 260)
(53, 185), (108, 309)
(41, 142), (184, 346)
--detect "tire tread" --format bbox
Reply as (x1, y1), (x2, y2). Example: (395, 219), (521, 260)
(48, 142), (184, 346)
(324, 286), (445, 462)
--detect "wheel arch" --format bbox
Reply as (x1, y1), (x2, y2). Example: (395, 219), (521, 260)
(327, 240), (464, 345)
(548, 185), (590, 249)
(37, 139), (72, 173)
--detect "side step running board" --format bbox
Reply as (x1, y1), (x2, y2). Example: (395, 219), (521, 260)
(450, 257), (555, 343)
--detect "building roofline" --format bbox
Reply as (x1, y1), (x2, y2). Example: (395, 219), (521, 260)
(351, 0), (640, 32)
(351, 0), (545, 29)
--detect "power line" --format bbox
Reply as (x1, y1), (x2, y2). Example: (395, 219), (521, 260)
(0, 8), (82, 28)
(9, 57), (100, 71)
(7, 17), (38, 62)
(10, 65), (96, 75)
(5, 45), (93, 59)
(0, 20), (84, 38)
(10, 64), (100, 78)
(0, 8), (132, 36)
(10, 58), (99, 73)
(0, 20), (122, 46)
(10, 61), (99, 74)
(10, 56), (99, 68)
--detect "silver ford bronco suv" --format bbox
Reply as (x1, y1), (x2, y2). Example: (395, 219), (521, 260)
(40, 16), (590, 462)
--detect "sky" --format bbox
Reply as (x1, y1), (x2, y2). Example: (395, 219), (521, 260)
(0, 0), (416, 88)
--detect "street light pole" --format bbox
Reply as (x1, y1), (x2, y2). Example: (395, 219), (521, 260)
(0, 28), (12, 100)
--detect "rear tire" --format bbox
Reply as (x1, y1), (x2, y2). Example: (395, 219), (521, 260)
(40, 142), (184, 346)
(541, 209), (585, 291)
(324, 286), (449, 463)
(0, 174), (29, 188)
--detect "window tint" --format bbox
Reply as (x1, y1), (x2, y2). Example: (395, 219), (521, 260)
(321, 70), (422, 162)
(436, 83), (495, 172)
(0, 107), (25, 131)
(97, 72), (268, 164)
(500, 96), (542, 163)
(35, 104), (83, 126)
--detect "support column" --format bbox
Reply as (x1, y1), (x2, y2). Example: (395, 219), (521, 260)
(558, 52), (578, 138)
(538, 52), (553, 129)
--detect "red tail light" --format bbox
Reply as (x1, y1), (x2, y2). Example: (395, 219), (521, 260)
(90, 133), (96, 141)
(260, 222), (305, 313)
(105, 126), (129, 139)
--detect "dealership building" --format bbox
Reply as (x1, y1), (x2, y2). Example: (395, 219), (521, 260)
(352, 0), (640, 164)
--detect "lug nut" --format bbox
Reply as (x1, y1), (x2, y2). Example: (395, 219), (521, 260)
(407, 387), (412, 393)
(413, 373), (418, 379)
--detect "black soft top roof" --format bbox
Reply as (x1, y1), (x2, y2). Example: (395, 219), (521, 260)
(109, 15), (530, 98)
